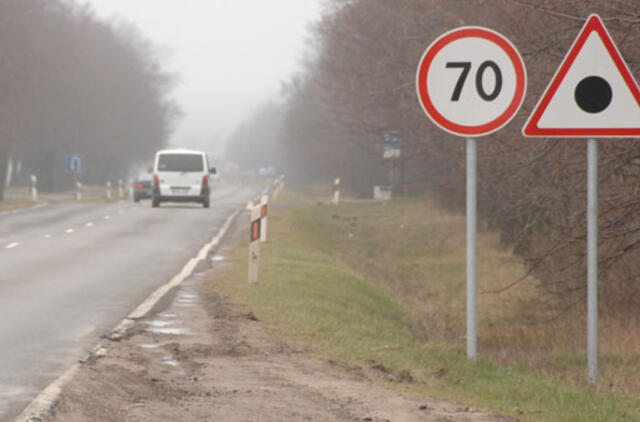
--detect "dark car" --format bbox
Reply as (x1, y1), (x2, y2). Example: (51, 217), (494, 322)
(133, 174), (153, 202)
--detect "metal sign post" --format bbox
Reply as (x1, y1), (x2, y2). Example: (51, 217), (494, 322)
(466, 138), (477, 359)
(417, 26), (526, 361)
(587, 138), (598, 384)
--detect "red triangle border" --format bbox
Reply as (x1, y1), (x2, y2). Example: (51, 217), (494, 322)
(523, 14), (640, 138)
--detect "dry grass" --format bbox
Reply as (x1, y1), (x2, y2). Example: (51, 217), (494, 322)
(313, 197), (640, 399)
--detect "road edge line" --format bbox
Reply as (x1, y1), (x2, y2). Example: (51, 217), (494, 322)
(14, 207), (242, 422)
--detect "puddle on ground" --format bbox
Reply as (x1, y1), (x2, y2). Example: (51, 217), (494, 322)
(144, 320), (178, 328)
(211, 255), (225, 262)
(176, 293), (198, 307)
(159, 313), (178, 318)
(147, 327), (196, 336)
(162, 359), (179, 367)
(140, 344), (161, 349)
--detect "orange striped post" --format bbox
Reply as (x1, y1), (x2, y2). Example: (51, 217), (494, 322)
(248, 204), (262, 283)
(260, 194), (268, 242)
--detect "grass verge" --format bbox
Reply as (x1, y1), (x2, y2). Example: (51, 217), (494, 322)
(213, 190), (640, 422)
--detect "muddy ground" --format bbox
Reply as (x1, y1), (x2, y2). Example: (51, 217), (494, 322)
(36, 227), (516, 422)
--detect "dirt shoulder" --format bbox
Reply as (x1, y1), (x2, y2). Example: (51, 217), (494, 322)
(38, 222), (514, 422)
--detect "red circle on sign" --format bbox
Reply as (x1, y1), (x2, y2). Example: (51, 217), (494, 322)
(416, 27), (527, 137)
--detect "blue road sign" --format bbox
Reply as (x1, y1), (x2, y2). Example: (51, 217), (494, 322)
(66, 154), (85, 174)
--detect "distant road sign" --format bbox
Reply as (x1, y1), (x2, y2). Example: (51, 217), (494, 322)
(66, 154), (85, 174)
(416, 26), (527, 137)
(383, 133), (401, 158)
(523, 14), (640, 137)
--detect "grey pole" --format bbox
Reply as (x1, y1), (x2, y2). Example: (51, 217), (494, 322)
(587, 138), (598, 384)
(466, 137), (477, 360)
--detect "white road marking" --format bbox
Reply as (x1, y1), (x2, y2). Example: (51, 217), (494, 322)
(6, 242), (19, 249)
(85, 222), (94, 227)
(118, 210), (125, 214)
(127, 210), (239, 319)
(65, 229), (75, 234)
(103, 215), (111, 220)
(44, 234), (52, 239)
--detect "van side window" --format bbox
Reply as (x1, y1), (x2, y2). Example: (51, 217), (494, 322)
(158, 154), (204, 172)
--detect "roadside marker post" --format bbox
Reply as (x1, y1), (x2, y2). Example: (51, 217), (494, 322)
(118, 179), (124, 198)
(248, 204), (262, 284)
(30, 175), (38, 202)
(332, 178), (340, 205)
(75, 182), (82, 202)
(260, 195), (268, 242)
(272, 175), (284, 199)
(106, 181), (112, 200)
(523, 14), (640, 385)
(277, 176), (285, 198)
(417, 26), (527, 360)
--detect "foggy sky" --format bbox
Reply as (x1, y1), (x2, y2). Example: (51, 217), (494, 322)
(80, 0), (322, 154)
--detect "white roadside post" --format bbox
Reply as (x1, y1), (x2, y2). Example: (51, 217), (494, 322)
(417, 26), (527, 361)
(118, 179), (124, 198)
(30, 175), (38, 202)
(248, 204), (262, 283)
(332, 178), (340, 205)
(273, 176), (284, 199)
(260, 194), (268, 242)
(127, 179), (133, 198)
(522, 14), (640, 384)
(106, 181), (112, 200)
(76, 182), (82, 201)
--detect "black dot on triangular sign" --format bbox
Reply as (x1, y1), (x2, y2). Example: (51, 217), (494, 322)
(574, 76), (612, 113)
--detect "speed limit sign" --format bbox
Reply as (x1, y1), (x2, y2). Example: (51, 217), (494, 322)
(416, 27), (527, 137)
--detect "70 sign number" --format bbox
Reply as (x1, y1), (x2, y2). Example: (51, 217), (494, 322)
(416, 26), (527, 137)
(446, 61), (503, 102)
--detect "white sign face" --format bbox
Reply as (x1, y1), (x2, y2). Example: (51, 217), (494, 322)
(523, 14), (640, 137)
(416, 27), (527, 137)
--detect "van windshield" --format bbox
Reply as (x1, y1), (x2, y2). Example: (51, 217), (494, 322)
(157, 154), (204, 172)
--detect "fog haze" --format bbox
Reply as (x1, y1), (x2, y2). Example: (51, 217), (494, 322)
(81, 0), (322, 153)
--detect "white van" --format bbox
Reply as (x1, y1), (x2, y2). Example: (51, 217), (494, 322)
(151, 149), (216, 208)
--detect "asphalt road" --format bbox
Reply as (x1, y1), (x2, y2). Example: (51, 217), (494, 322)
(0, 181), (262, 421)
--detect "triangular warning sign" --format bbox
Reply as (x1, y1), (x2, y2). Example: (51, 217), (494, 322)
(523, 14), (640, 137)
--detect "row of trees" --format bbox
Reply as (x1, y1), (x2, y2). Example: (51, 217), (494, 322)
(0, 0), (177, 196)
(273, 0), (640, 313)
(225, 101), (285, 173)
